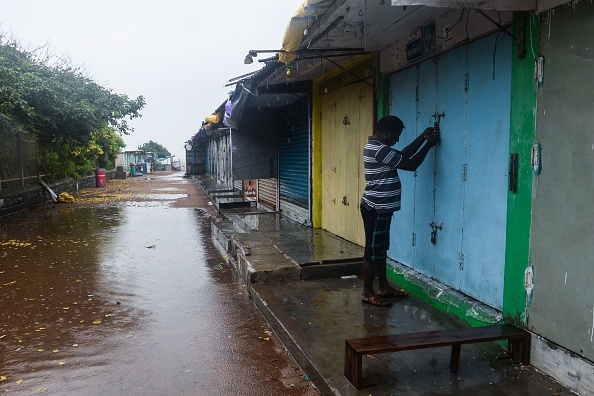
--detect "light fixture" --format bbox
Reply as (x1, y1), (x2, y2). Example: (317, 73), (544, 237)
(244, 50), (258, 64)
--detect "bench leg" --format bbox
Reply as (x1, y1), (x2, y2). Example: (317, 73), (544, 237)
(521, 336), (531, 365)
(508, 337), (531, 366)
(345, 342), (363, 389)
(450, 344), (461, 373)
(509, 340), (520, 361)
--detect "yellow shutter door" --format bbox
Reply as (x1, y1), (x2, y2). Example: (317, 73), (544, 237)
(321, 81), (373, 246)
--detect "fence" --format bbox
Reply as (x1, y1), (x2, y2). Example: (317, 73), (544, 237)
(0, 132), (40, 190)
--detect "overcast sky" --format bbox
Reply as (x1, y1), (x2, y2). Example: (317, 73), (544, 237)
(1, 0), (302, 162)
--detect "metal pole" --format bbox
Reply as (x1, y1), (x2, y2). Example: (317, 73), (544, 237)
(18, 132), (24, 186)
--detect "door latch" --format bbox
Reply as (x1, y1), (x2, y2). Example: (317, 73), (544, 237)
(429, 222), (442, 244)
(432, 112), (445, 131)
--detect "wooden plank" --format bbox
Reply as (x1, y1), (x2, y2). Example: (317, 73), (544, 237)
(39, 179), (58, 202)
(346, 324), (528, 354)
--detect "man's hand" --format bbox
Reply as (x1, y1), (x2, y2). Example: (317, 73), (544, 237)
(423, 127), (440, 147)
(422, 127), (435, 139)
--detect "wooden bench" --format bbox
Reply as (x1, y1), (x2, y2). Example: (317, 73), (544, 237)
(344, 324), (531, 389)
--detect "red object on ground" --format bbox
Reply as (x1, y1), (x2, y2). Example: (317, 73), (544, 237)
(95, 169), (106, 188)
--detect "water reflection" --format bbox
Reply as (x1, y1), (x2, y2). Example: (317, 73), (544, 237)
(0, 203), (207, 394)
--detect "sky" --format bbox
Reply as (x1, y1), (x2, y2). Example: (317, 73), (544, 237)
(1, 0), (303, 162)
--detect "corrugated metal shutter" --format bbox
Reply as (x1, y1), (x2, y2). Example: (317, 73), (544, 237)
(258, 178), (277, 210)
(277, 97), (310, 224)
(233, 179), (242, 193)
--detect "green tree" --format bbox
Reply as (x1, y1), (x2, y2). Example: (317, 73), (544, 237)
(139, 140), (170, 158)
(0, 39), (145, 142)
(0, 34), (145, 178)
(39, 126), (126, 178)
(93, 127), (126, 169)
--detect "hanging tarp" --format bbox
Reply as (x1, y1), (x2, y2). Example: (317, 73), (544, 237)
(223, 62), (281, 130)
(223, 80), (257, 130)
(205, 113), (221, 124)
(279, 0), (333, 63)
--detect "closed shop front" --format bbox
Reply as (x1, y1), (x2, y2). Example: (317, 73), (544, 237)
(528, 2), (594, 362)
(390, 31), (512, 309)
(277, 97), (311, 225)
(257, 178), (277, 210)
(320, 80), (374, 245)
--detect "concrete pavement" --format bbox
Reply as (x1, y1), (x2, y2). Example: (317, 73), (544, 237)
(198, 176), (572, 396)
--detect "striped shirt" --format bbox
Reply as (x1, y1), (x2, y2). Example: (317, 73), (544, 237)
(361, 137), (403, 213)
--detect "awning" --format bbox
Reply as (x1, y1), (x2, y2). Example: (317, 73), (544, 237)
(390, 0), (571, 13)
(223, 61), (282, 130)
(279, 0), (333, 63)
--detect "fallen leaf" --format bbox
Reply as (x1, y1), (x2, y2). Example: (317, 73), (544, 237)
(92, 320), (101, 325)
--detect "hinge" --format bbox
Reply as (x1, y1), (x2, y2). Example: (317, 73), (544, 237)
(415, 86), (419, 103)
(412, 232), (416, 247)
(462, 164), (467, 182)
(464, 73), (469, 92)
(459, 252), (465, 270)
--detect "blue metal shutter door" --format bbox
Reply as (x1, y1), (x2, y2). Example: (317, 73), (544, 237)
(278, 98), (310, 224)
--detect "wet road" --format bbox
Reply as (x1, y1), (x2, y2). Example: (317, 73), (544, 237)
(0, 173), (315, 395)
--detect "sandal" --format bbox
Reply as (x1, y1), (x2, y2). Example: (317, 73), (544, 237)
(361, 295), (392, 307)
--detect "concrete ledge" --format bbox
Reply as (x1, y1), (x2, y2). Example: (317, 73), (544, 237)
(532, 333), (594, 396)
(0, 171), (115, 217)
(207, 189), (235, 193)
(387, 260), (503, 326)
(210, 193), (244, 199)
(300, 260), (362, 280)
(249, 287), (334, 396)
(219, 201), (252, 209)
(211, 221), (234, 253)
(234, 239), (301, 287)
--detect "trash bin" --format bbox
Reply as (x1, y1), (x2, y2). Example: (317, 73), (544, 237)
(95, 168), (106, 188)
(129, 163), (136, 176)
(115, 166), (127, 179)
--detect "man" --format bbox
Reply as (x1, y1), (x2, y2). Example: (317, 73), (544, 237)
(360, 115), (439, 307)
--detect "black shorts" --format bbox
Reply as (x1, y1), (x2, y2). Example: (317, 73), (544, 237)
(360, 205), (392, 262)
